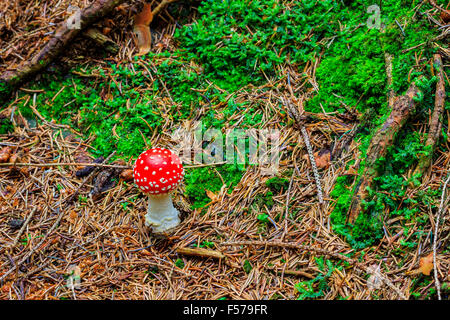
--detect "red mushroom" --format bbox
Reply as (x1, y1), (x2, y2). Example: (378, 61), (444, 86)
(133, 147), (184, 233)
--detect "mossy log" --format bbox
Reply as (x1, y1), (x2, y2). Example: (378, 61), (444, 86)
(413, 54), (446, 178)
(347, 81), (421, 223)
(0, 0), (126, 99)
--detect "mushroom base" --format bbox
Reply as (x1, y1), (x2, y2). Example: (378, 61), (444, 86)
(145, 193), (180, 233)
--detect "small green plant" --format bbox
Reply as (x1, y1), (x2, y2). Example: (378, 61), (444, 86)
(295, 257), (340, 299)
(0, 118), (14, 134)
(20, 234), (32, 246)
(120, 201), (129, 210)
(265, 177), (290, 193)
(257, 213), (269, 223)
(243, 260), (253, 274)
(193, 241), (215, 249)
(175, 258), (185, 269)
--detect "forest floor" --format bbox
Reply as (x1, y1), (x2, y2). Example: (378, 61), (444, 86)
(0, 0), (449, 300)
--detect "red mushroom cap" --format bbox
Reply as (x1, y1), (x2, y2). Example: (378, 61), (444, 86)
(133, 147), (184, 195)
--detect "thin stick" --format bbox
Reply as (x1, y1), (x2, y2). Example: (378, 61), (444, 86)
(281, 171), (295, 240)
(176, 247), (225, 260)
(300, 126), (324, 204)
(0, 162), (130, 169)
(151, 0), (178, 17)
(282, 97), (324, 203)
(8, 207), (37, 249)
(0, 162), (225, 170)
(267, 267), (315, 279)
(433, 173), (450, 300)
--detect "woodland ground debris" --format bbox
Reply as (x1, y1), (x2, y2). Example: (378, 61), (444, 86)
(0, 0), (449, 300)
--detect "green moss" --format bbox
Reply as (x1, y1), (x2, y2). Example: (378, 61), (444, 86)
(0, 117), (14, 134)
(252, 191), (274, 209)
(324, 0), (443, 249)
(265, 176), (290, 193)
(243, 259), (253, 274)
(184, 165), (245, 209)
(175, 258), (185, 269)
(176, 0), (343, 91)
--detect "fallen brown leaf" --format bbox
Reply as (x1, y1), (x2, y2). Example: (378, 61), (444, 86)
(302, 148), (331, 169)
(120, 169), (134, 181)
(419, 253), (434, 276)
(441, 10), (450, 23)
(0, 147), (12, 163)
(315, 149), (331, 169)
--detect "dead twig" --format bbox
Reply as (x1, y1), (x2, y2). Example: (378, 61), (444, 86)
(0, 162), (130, 169)
(414, 54), (446, 178)
(8, 207), (37, 250)
(347, 81), (421, 222)
(433, 173), (450, 300)
(282, 97), (324, 204)
(176, 247), (225, 260)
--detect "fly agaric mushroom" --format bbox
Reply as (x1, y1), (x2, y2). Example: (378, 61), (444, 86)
(133, 147), (184, 233)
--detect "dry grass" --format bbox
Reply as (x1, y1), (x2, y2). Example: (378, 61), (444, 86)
(0, 0), (449, 300)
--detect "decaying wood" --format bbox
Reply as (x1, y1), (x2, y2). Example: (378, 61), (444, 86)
(85, 28), (119, 54)
(347, 81), (421, 223)
(0, 0), (127, 98)
(428, 0), (450, 22)
(176, 247), (225, 260)
(413, 54), (446, 178)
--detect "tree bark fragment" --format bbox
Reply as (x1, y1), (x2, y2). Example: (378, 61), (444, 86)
(413, 54), (446, 178)
(347, 81), (422, 223)
(85, 28), (119, 54)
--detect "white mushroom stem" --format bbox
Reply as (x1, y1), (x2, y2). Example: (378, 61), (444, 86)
(145, 193), (180, 233)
